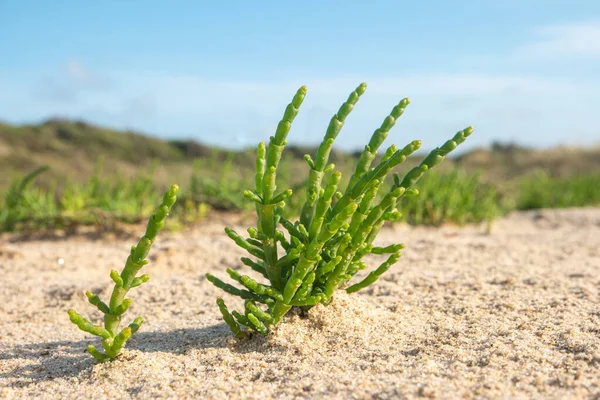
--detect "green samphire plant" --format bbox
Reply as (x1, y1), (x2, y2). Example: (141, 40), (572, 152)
(207, 83), (474, 337)
(68, 184), (178, 361)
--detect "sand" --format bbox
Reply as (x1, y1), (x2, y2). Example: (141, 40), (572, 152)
(1, 208), (599, 399)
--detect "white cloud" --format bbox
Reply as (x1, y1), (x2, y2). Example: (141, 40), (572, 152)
(30, 60), (113, 105)
(66, 60), (90, 83)
(86, 72), (594, 150)
(109, 72), (586, 113)
(3, 23), (600, 151)
(516, 19), (600, 59)
(63, 60), (112, 89)
(3, 68), (597, 150)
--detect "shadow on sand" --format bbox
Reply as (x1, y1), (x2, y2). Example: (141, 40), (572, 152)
(0, 322), (268, 388)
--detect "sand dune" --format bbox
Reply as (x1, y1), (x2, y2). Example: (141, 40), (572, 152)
(1, 209), (599, 399)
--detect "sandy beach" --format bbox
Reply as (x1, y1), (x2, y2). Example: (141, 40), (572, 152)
(1, 208), (599, 399)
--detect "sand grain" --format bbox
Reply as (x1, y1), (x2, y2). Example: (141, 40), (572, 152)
(1, 209), (599, 399)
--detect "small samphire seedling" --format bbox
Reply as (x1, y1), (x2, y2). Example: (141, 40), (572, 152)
(208, 83), (473, 337)
(68, 185), (178, 361)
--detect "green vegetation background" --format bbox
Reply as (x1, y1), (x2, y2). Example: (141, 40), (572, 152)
(2, 119), (600, 233)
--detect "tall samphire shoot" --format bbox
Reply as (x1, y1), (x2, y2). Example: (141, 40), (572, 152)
(68, 185), (178, 361)
(208, 83), (473, 337)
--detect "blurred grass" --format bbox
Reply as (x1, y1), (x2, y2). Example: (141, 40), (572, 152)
(396, 169), (500, 226)
(516, 170), (600, 210)
(1, 160), (163, 232)
(1, 119), (599, 233)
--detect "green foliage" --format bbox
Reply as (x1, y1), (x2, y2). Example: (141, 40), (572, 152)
(516, 169), (600, 210)
(67, 185), (178, 362)
(0, 159), (207, 233)
(0, 165), (58, 232)
(4, 118), (598, 236)
(0, 160), (163, 232)
(208, 83), (474, 336)
(60, 157), (162, 223)
(189, 152), (247, 210)
(395, 168), (499, 226)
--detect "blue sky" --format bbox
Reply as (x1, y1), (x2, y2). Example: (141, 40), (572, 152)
(1, 1), (599, 151)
